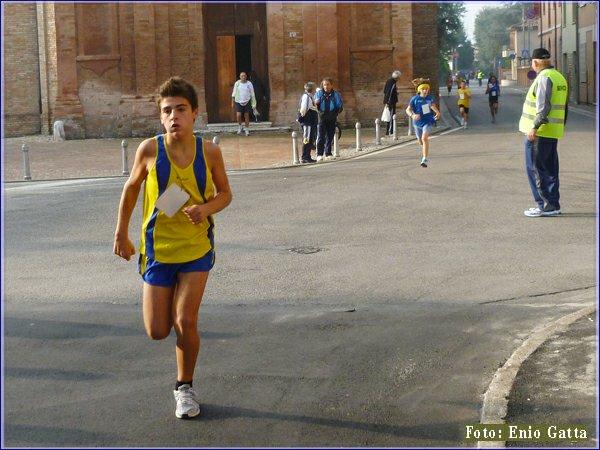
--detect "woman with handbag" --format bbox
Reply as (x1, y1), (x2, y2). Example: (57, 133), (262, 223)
(383, 70), (401, 135)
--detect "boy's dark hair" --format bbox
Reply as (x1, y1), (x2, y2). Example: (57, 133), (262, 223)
(322, 77), (333, 84)
(156, 77), (198, 111)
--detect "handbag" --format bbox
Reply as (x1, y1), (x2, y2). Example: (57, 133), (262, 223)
(381, 105), (391, 122)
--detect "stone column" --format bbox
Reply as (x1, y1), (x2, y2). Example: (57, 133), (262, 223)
(39, 2), (85, 138)
(266, 2), (285, 124)
(336, 3), (356, 126)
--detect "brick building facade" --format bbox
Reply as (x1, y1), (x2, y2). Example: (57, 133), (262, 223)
(3, 2), (439, 139)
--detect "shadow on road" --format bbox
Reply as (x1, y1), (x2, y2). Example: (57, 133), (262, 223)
(198, 402), (463, 441)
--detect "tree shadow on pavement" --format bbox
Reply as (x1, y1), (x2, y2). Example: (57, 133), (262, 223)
(198, 403), (463, 442)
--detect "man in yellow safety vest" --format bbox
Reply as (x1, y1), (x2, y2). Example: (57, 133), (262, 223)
(518, 47), (568, 217)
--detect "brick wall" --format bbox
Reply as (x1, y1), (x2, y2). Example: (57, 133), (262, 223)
(5, 2), (439, 137)
(411, 4), (440, 99)
(3, 3), (41, 137)
(268, 3), (439, 128)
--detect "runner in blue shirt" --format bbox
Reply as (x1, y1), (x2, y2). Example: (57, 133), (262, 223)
(405, 82), (441, 167)
(485, 75), (500, 123)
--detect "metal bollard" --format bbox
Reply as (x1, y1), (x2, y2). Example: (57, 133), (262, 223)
(333, 129), (339, 158)
(355, 121), (362, 151)
(21, 144), (31, 181)
(392, 114), (398, 140)
(407, 115), (413, 136)
(212, 135), (220, 145)
(121, 140), (129, 176)
(291, 131), (299, 164)
(375, 118), (381, 145)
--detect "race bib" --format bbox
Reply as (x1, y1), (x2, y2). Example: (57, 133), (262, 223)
(459, 93), (465, 100)
(421, 103), (431, 115)
(491, 91), (497, 96)
(155, 183), (190, 218)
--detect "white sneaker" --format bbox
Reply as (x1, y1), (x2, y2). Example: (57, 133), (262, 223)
(460, 118), (465, 126)
(236, 128), (243, 135)
(523, 207), (561, 217)
(173, 384), (200, 419)
(420, 157), (428, 167)
(245, 129), (250, 136)
(316, 155), (323, 162)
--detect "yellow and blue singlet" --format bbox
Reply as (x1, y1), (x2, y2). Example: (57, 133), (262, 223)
(140, 134), (215, 263)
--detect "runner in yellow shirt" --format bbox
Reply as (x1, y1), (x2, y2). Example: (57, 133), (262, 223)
(457, 81), (472, 129)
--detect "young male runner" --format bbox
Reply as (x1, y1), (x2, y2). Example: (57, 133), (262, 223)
(457, 80), (472, 128)
(114, 77), (233, 419)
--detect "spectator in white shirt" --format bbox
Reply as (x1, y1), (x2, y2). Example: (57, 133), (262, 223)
(231, 72), (257, 136)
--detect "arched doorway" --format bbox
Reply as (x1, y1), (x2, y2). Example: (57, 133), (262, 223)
(202, 3), (269, 123)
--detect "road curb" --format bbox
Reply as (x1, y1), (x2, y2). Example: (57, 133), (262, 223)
(477, 303), (597, 448)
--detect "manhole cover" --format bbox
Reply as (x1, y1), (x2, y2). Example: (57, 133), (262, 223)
(288, 246), (322, 254)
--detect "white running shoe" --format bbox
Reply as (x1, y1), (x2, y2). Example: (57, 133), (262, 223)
(460, 118), (465, 126)
(173, 384), (200, 419)
(420, 157), (428, 167)
(236, 127), (243, 135)
(523, 207), (561, 217)
(316, 155), (323, 162)
(245, 129), (250, 136)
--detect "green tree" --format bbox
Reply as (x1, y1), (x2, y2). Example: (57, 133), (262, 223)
(437, 2), (466, 56)
(437, 2), (467, 80)
(474, 3), (522, 70)
(455, 29), (475, 71)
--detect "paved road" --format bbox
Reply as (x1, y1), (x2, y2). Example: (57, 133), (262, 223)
(3, 86), (596, 446)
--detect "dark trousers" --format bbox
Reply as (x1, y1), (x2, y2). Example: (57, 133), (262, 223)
(317, 120), (336, 156)
(386, 104), (397, 135)
(525, 136), (560, 210)
(301, 124), (317, 160)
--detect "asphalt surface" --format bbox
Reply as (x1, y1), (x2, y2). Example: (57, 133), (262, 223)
(2, 85), (597, 447)
(506, 313), (597, 448)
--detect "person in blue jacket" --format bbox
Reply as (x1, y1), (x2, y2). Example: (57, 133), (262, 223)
(405, 81), (441, 168)
(314, 78), (343, 162)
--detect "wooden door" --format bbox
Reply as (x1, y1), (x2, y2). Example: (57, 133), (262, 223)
(216, 35), (236, 122)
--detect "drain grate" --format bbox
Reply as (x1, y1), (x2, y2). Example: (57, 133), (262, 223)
(288, 246), (323, 254)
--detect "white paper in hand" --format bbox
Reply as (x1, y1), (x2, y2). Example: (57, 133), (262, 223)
(155, 183), (190, 217)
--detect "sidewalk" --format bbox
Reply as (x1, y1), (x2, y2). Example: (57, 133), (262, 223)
(2, 124), (435, 182)
(505, 313), (597, 448)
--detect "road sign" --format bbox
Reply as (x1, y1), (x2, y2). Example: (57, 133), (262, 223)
(521, 49), (530, 59)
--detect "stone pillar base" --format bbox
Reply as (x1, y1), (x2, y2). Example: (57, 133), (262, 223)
(53, 97), (85, 139)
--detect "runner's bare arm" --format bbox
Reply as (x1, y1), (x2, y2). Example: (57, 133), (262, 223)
(113, 138), (156, 260)
(182, 141), (233, 225)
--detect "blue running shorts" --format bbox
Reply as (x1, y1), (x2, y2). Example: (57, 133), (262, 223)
(414, 123), (433, 141)
(138, 251), (215, 287)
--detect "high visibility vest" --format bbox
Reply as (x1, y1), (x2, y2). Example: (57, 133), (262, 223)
(519, 68), (568, 139)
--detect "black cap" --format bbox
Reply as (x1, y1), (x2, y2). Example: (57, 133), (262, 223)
(532, 48), (551, 59)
